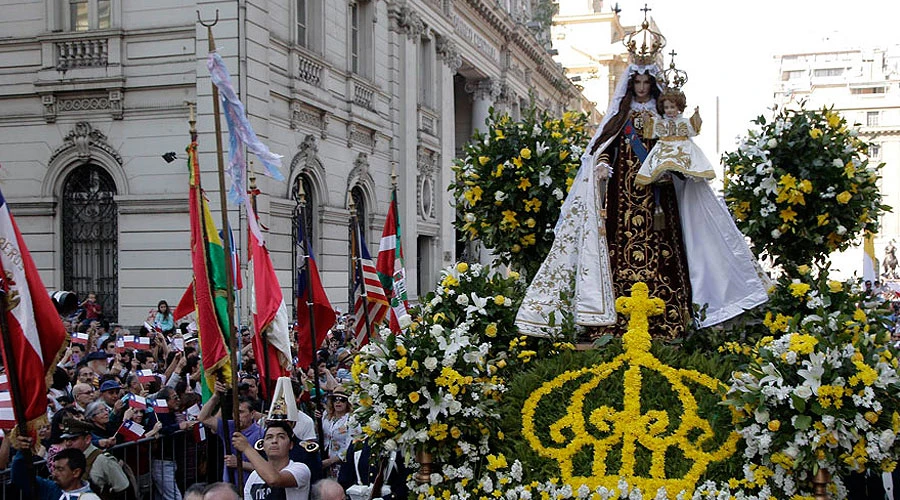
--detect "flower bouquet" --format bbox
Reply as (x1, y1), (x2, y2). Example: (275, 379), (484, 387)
(451, 106), (589, 281)
(722, 104), (888, 272)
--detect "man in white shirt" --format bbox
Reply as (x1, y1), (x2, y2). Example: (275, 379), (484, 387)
(233, 421), (311, 500)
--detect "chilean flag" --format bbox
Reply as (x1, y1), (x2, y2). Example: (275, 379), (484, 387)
(150, 399), (169, 414)
(118, 420), (146, 442)
(71, 332), (89, 345)
(128, 394), (148, 410)
(136, 369), (157, 384)
(294, 214), (334, 369)
(0, 187), (67, 432)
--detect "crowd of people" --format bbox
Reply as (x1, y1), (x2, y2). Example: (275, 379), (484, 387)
(0, 296), (403, 500)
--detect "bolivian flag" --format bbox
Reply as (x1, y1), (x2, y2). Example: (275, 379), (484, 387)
(187, 141), (232, 397)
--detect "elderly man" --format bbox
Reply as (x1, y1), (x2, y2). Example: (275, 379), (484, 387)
(84, 351), (109, 379)
(59, 417), (130, 496)
(312, 479), (345, 500)
(10, 442), (101, 500)
(97, 379), (127, 433)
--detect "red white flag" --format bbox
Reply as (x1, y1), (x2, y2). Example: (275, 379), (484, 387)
(248, 228), (291, 399)
(118, 420), (146, 442)
(71, 332), (89, 345)
(128, 394), (148, 410)
(0, 187), (67, 432)
(136, 369), (157, 384)
(151, 399), (169, 414)
(136, 337), (151, 350)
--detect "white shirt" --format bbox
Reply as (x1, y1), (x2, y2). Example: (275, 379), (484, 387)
(293, 411), (317, 441)
(243, 461), (310, 500)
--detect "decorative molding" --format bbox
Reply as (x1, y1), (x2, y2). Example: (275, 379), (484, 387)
(417, 146), (438, 220)
(290, 101), (328, 138)
(435, 34), (462, 72)
(5, 198), (57, 216)
(347, 122), (376, 152)
(48, 122), (123, 167)
(392, 3), (426, 40)
(465, 77), (502, 101)
(287, 134), (329, 201)
(41, 89), (125, 122)
(115, 195), (189, 214)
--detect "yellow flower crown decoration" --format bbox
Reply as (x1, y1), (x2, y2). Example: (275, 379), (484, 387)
(521, 283), (739, 497)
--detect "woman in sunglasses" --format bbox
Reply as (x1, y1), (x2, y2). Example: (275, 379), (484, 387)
(320, 388), (356, 478)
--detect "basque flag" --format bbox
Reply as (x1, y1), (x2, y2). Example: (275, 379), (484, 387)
(118, 420), (146, 442)
(0, 186), (67, 433)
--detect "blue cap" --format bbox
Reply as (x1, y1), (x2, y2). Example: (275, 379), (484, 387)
(99, 380), (121, 392)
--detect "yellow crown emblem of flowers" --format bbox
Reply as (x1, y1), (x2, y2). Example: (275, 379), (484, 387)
(521, 283), (739, 496)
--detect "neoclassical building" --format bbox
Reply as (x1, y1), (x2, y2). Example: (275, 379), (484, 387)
(0, 0), (593, 325)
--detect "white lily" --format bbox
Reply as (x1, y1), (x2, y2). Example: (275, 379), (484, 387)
(466, 293), (489, 316)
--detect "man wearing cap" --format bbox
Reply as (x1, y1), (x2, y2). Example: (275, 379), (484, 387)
(10, 439), (101, 500)
(85, 351), (110, 379)
(59, 417), (130, 497)
(98, 379), (127, 435)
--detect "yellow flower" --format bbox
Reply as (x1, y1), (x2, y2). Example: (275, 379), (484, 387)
(464, 186), (483, 205)
(865, 411), (879, 424)
(485, 322), (498, 337)
(512, 156), (523, 169)
(836, 191), (852, 204)
(433, 312), (447, 322)
(396, 345), (407, 357)
(768, 420), (781, 432)
(826, 111), (841, 128)
(780, 207), (798, 224)
(494, 295), (505, 305)
(789, 333), (818, 355)
(501, 210), (519, 228)
(478, 156), (490, 166)
(524, 198), (542, 212)
(845, 161), (856, 178)
(450, 426), (461, 439)
(520, 234), (536, 246)
(408, 391), (420, 403)
(518, 177), (532, 190)
(508, 270), (520, 280)
(789, 282), (811, 297)
(828, 280), (843, 293)
(817, 213), (830, 226)
(853, 308), (867, 322)
(566, 177), (574, 191)
(809, 128), (823, 139)
(511, 244), (521, 253)
(457, 262), (469, 273)
(779, 173), (798, 190)
(798, 179), (813, 193)
(494, 129), (505, 140)
(797, 265), (810, 275)
(486, 454), (508, 471)
(493, 164), (504, 177)
(525, 218), (536, 228)
(559, 150), (569, 160)
(520, 147), (532, 159)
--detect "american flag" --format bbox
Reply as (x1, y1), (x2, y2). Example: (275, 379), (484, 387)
(351, 227), (388, 348)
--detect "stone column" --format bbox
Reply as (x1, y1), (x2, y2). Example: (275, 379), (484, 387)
(469, 78), (501, 134)
(436, 36), (462, 267)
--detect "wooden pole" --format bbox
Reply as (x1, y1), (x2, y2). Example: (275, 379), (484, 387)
(297, 183), (326, 452)
(197, 12), (242, 492)
(248, 163), (274, 402)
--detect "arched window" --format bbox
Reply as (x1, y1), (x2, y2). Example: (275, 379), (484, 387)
(62, 164), (118, 321)
(351, 185), (367, 241)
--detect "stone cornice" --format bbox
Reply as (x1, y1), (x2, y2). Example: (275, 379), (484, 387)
(5, 197), (56, 216)
(115, 194), (188, 214)
(464, 0), (513, 38)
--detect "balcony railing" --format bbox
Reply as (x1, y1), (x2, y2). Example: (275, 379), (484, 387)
(56, 37), (108, 71)
(297, 52), (323, 86)
(352, 80), (375, 110)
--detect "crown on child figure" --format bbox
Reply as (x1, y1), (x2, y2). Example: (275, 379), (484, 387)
(623, 4), (666, 66)
(661, 50), (688, 93)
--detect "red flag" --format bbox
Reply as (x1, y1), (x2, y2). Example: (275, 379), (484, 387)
(0, 187), (67, 433)
(118, 420), (146, 442)
(376, 189), (410, 333)
(295, 217), (334, 369)
(173, 282), (194, 322)
(248, 227), (290, 399)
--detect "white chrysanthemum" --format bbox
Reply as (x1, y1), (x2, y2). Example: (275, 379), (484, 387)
(383, 383), (397, 396)
(424, 357), (438, 371)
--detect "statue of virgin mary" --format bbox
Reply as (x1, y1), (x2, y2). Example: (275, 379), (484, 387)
(516, 20), (768, 339)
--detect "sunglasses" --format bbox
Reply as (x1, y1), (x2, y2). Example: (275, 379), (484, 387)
(332, 397), (348, 403)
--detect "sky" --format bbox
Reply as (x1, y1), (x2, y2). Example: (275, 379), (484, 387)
(608, 0), (900, 160)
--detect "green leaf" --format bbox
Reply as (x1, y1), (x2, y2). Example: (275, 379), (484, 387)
(794, 415), (812, 430)
(791, 394), (806, 413)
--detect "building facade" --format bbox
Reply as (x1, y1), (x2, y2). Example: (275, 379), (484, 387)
(773, 45), (900, 279)
(0, 0), (593, 325)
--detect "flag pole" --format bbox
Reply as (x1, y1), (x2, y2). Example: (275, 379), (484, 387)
(0, 280), (35, 491)
(248, 162), (274, 402)
(197, 12), (242, 492)
(349, 200), (374, 345)
(297, 183), (326, 452)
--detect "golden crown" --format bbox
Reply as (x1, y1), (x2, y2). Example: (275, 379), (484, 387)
(661, 50), (688, 93)
(623, 4), (666, 66)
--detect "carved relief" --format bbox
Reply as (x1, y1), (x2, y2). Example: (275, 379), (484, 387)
(48, 122), (123, 167)
(347, 122), (376, 152)
(41, 90), (125, 123)
(417, 146), (438, 220)
(435, 34), (462, 72)
(465, 78), (502, 101)
(392, 2), (426, 39)
(290, 101), (329, 139)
